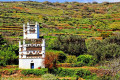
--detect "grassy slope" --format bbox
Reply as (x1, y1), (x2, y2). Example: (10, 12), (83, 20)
(0, 1), (120, 44)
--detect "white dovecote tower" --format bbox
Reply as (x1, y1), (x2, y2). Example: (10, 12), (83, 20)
(23, 22), (39, 39)
(19, 22), (45, 69)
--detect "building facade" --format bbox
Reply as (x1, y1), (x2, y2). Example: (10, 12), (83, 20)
(19, 22), (45, 69)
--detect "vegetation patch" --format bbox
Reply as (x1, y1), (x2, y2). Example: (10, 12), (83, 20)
(21, 68), (48, 76)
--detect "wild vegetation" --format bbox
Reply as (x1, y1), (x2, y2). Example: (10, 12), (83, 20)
(1, 1), (120, 79)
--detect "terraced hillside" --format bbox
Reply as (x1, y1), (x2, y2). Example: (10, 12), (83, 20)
(1, 1), (120, 44)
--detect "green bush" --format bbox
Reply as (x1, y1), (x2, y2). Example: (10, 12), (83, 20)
(65, 55), (77, 63)
(41, 73), (58, 80)
(77, 55), (97, 66)
(58, 68), (75, 77)
(71, 62), (86, 67)
(97, 75), (111, 80)
(75, 69), (91, 78)
(0, 44), (18, 66)
(0, 60), (6, 66)
(87, 37), (120, 61)
(58, 52), (67, 63)
(21, 68), (48, 76)
(51, 68), (94, 79)
(48, 35), (87, 56)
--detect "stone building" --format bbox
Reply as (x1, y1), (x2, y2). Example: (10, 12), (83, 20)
(19, 22), (45, 69)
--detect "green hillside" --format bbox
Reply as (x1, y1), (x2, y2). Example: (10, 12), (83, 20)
(1, 1), (120, 43)
(1, 1), (120, 79)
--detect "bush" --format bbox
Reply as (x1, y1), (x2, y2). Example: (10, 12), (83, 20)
(51, 68), (93, 79)
(0, 60), (6, 66)
(48, 35), (87, 56)
(0, 44), (18, 66)
(21, 68), (48, 76)
(44, 52), (58, 70)
(87, 38), (120, 61)
(65, 55), (77, 63)
(75, 69), (91, 78)
(77, 55), (97, 66)
(41, 73), (58, 80)
(58, 52), (67, 63)
(71, 62), (86, 67)
(97, 75), (111, 80)
(58, 68), (75, 77)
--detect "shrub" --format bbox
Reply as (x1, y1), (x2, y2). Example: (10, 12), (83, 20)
(97, 75), (111, 80)
(87, 38), (120, 61)
(48, 35), (87, 56)
(0, 44), (18, 66)
(65, 55), (77, 63)
(58, 68), (75, 77)
(71, 62), (86, 67)
(21, 68), (48, 76)
(51, 68), (93, 79)
(44, 52), (58, 70)
(58, 52), (67, 63)
(41, 73), (58, 80)
(0, 60), (6, 66)
(75, 69), (91, 78)
(77, 55), (97, 66)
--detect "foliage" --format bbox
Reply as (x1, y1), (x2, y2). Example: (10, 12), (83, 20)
(0, 45), (18, 66)
(58, 52), (67, 63)
(46, 50), (66, 63)
(51, 68), (95, 79)
(77, 55), (98, 66)
(65, 55), (77, 63)
(44, 52), (58, 70)
(74, 69), (91, 78)
(48, 35), (87, 56)
(97, 75), (111, 80)
(109, 22), (120, 30)
(87, 37), (120, 61)
(41, 73), (58, 80)
(21, 68), (48, 76)
(0, 35), (6, 46)
(71, 62), (86, 67)
(104, 35), (120, 45)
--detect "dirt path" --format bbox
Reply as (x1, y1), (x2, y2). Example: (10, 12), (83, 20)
(62, 66), (98, 70)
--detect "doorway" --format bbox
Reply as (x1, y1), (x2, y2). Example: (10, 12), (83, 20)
(31, 63), (34, 69)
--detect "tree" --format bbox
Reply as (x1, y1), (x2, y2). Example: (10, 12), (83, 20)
(48, 35), (87, 56)
(0, 49), (17, 66)
(87, 38), (120, 61)
(0, 37), (18, 66)
(44, 52), (58, 70)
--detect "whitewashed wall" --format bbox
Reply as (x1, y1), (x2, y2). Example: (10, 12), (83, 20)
(19, 58), (45, 69)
